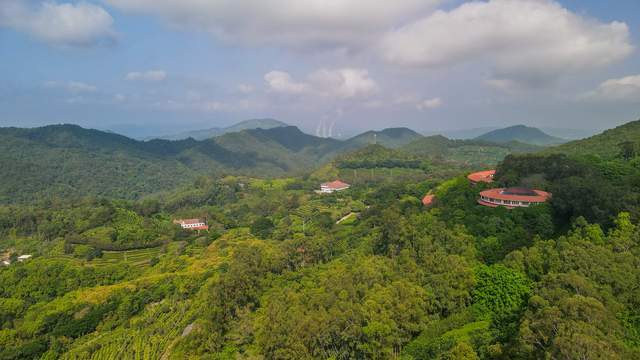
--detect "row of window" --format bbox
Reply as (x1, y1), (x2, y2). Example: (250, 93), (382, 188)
(480, 196), (541, 207)
(182, 223), (206, 228)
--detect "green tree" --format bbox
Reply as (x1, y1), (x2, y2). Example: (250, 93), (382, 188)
(250, 217), (275, 239)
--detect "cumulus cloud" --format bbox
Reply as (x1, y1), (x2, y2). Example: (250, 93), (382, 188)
(265, 68), (378, 99)
(580, 75), (640, 102)
(380, 0), (633, 89)
(0, 0), (115, 47)
(417, 97), (443, 110)
(104, 0), (439, 50)
(308, 68), (378, 99)
(44, 81), (98, 93)
(264, 71), (309, 94)
(125, 70), (167, 81)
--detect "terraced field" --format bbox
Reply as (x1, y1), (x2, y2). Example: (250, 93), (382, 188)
(90, 247), (162, 268)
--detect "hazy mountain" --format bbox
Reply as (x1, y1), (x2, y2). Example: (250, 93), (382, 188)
(346, 128), (424, 148)
(540, 127), (600, 140)
(544, 119), (640, 159)
(151, 118), (289, 141)
(475, 125), (566, 146)
(423, 127), (500, 140)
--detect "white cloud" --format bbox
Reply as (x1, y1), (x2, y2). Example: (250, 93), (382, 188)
(44, 81), (98, 93)
(0, 0), (115, 47)
(104, 0), (439, 50)
(380, 0), (633, 88)
(580, 75), (640, 102)
(265, 68), (378, 99)
(308, 68), (378, 99)
(417, 97), (443, 110)
(125, 70), (167, 81)
(264, 71), (309, 94)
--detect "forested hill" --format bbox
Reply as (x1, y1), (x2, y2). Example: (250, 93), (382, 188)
(543, 119), (640, 159)
(345, 127), (424, 148)
(399, 135), (540, 163)
(475, 125), (565, 146)
(0, 124), (347, 203)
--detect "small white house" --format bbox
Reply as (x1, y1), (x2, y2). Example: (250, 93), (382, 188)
(173, 219), (209, 231)
(320, 180), (351, 194)
(17, 255), (32, 262)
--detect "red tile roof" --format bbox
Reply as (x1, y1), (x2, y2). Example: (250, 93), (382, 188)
(321, 180), (350, 189)
(422, 194), (435, 206)
(479, 188), (551, 202)
(467, 170), (496, 183)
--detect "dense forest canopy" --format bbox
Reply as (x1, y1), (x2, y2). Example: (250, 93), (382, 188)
(0, 119), (639, 359)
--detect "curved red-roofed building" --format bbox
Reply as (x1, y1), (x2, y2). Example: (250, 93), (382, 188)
(478, 187), (551, 208)
(467, 170), (496, 184)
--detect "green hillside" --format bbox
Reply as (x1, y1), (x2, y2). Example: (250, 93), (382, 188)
(401, 135), (540, 167)
(0, 125), (343, 203)
(2, 145), (640, 359)
(346, 127), (423, 148)
(543, 119), (640, 159)
(475, 125), (565, 146)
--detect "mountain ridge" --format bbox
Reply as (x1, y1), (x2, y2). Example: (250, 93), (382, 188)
(150, 118), (289, 141)
(543, 119), (640, 159)
(346, 127), (423, 148)
(475, 125), (566, 146)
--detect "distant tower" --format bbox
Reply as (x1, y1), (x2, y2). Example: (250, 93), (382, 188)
(373, 133), (377, 145)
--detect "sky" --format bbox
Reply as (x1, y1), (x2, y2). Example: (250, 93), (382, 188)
(1, 0), (640, 138)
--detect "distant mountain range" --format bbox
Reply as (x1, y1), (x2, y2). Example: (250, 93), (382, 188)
(428, 126), (597, 141)
(150, 118), (289, 141)
(475, 125), (566, 146)
(0, 119), (630, 203)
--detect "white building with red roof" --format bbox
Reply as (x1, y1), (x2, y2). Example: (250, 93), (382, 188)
(173, 218), (209, 231)
(320, 180), (351, 193)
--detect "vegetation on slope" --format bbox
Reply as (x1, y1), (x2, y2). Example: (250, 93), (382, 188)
(544, 119), (640, 160)
(3, 119), (640, 359)
(0, 125), (344, 203)
(1, 159), (639, 358)
(345, 127), (424, 149)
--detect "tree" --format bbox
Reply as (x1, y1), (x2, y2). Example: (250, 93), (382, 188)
(618, 141), (637, 161)
(250, 217), (274, 239)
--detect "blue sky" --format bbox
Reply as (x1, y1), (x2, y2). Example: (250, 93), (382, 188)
(1, 0), (639, 138)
